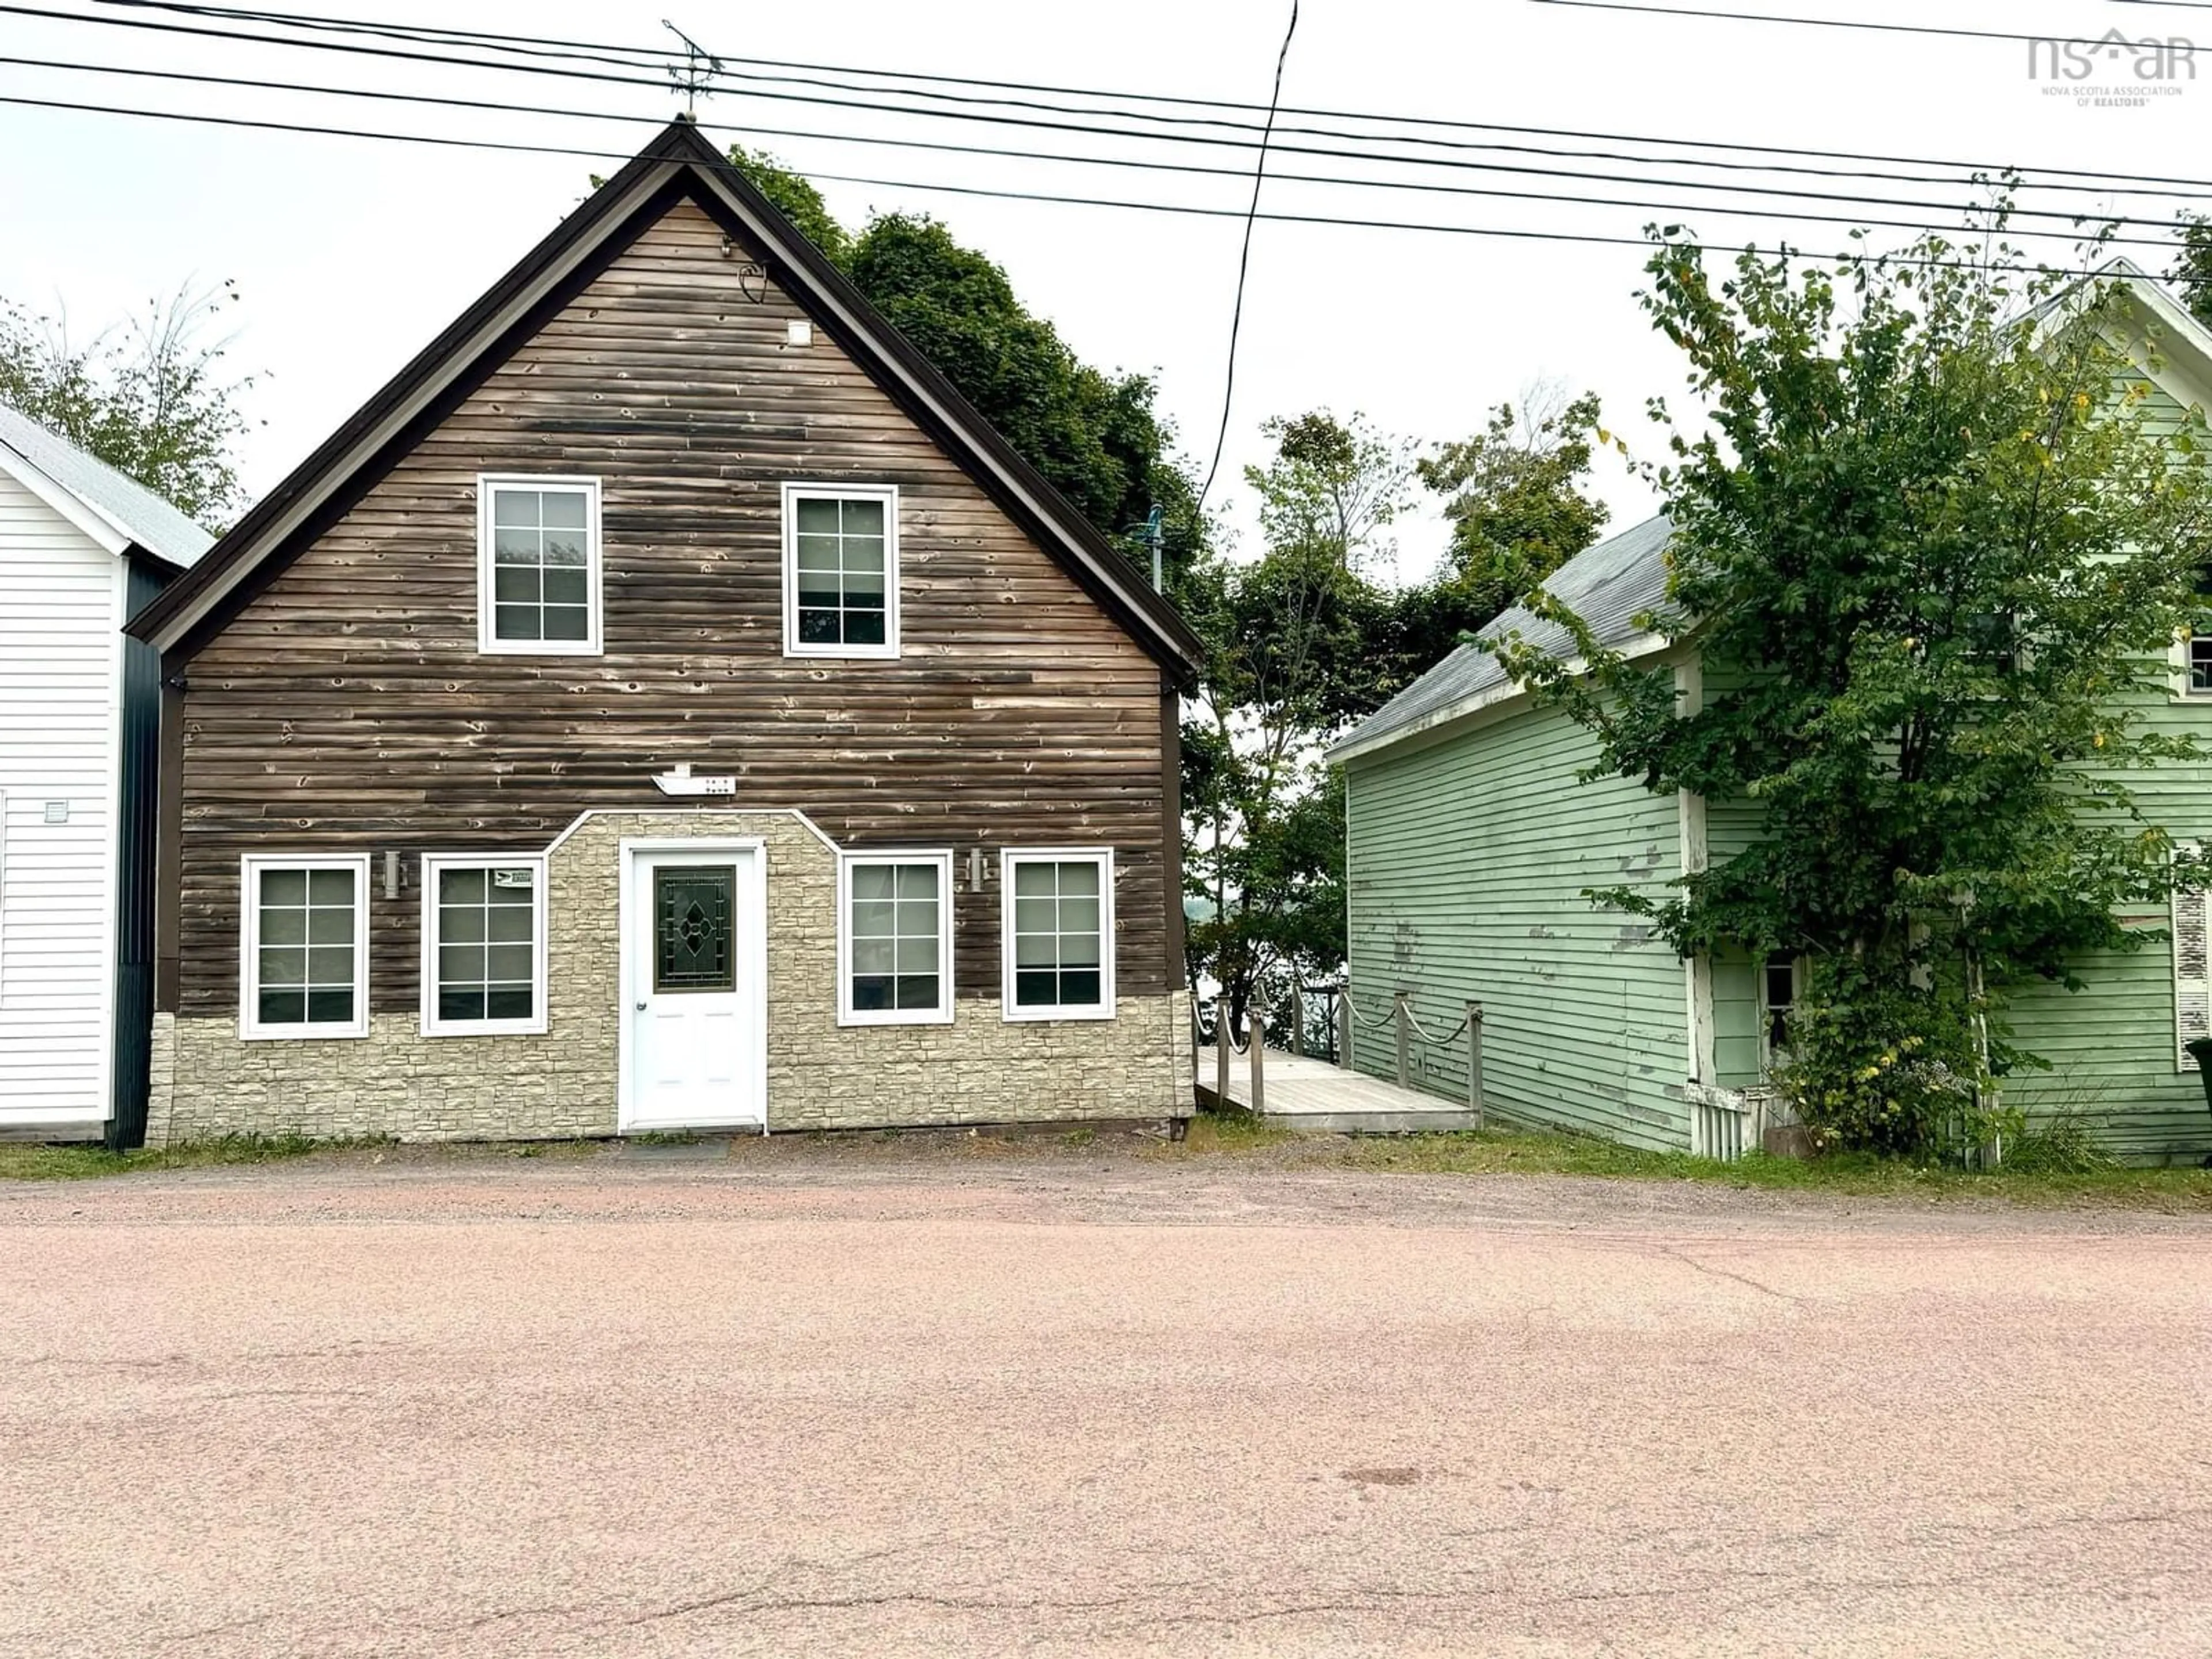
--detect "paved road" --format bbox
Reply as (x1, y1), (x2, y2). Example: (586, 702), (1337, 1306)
(3, 1139), (2210, 1657)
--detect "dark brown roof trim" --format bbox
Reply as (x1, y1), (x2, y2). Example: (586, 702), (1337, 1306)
(130, 120), (1205, 685)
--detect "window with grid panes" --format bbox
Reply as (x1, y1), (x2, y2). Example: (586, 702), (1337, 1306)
(786, 488), (894, 654)
(1004, 853), (1112, 1017)
(844, 857), (948, 1020)
(431, 863), (540, 1026)
(480, 478), (598, 650)
(244, 860), (366, 1036)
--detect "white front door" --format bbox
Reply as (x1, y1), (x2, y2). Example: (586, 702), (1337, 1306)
(621, 846), (765, 1130)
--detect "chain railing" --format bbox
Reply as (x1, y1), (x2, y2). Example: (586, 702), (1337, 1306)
(1191, 980), (1484, 1127)
(1336, 990), (1393, 1075)
(1192, 996), (1261, 1112)
(1333, 986), (1486, 1127)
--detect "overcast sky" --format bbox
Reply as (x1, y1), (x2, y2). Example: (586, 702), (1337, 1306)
(1, 0), (2201, 580)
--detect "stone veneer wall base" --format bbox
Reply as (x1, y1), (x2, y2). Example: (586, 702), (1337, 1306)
(147, 811), (1196, 1147)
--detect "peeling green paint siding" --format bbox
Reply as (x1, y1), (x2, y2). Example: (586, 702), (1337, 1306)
(1710, 949), (1764, 1089)
(2003, 664), (2212, 1162)
(1343, 697), (1691, 1150)
(2111, 374), (2191, 443)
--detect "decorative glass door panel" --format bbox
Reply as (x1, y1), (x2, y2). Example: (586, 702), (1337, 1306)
(654, 866), (734, 993)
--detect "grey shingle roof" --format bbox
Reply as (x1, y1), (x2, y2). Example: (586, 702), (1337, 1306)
(1331, 513), (1676, 762)
(0, 404), (215, 570)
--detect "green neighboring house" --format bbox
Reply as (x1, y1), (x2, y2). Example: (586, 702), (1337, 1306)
(1330, 264), (2212, 1164)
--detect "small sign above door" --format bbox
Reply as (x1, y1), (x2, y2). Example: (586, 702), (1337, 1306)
(653, 764), (736, 797)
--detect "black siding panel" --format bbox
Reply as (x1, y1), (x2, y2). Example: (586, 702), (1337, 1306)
(108, 554), (169, 1149)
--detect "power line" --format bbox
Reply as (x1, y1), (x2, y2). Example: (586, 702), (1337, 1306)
(25, 0), (2212, 202)
(1527, 0), (2200, 50)
(1199, 0), (1298, 512)
(86, 0), (677, 68)
(5, 45), (2209, 244)
(0, 88), (2166, 281)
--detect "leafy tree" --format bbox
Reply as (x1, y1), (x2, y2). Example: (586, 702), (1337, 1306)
(726, 147), (1200, 574)
(727, 145), (850, 267)
(2170, 213), (2212, 329)
(0, 282), (256, 527)
(1182, 412), (1414, 1029)
(1494, 224), (2212, 1155)
(1382, 384), (1611, 696)
(1422, 383), (1609, 612)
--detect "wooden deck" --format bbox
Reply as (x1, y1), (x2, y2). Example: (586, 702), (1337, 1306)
(1198, 1048), (1482, 1134)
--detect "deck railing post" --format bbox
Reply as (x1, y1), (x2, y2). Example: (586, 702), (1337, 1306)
(1290, 975), (1304, 1059)
(1249, 1012), (1266, 1116)
(1215, 999), (1232, 1109)
(1393, 991), (1410, 1089)
(1467, 1001), (1484, 1131)
(1338, 988), (1352, 1073)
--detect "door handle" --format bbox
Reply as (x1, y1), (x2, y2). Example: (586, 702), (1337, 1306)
(635, 1001), (647, 1012)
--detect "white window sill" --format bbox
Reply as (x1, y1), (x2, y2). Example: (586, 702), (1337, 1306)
(420, 1018), (550, 1039)
(836, 1006), (955, 1029)
(476, 639), (605, 657)
(1002, 1004), (1116, 1024)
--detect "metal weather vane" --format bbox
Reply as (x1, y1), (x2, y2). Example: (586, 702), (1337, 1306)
(663, 20), (724, 118)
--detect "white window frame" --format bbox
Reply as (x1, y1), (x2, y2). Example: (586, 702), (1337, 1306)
(2171, 630), (2212, 701)
(999, 847), (1116, 1022)
(238, 853), (372, 1041)
(2174, 842), (2209, 1071)
(836, 849), (955, 1028)
(781, 480), (900, 660)
(476, 474), (604, 657)
(419, 853), (550, 1037)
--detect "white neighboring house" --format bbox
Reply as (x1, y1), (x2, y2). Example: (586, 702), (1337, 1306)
(0, 406), (211, 1140)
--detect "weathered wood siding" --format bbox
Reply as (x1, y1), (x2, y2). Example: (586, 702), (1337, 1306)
(1343, 696), (1691, 1151)
(173, 199), (1171, 1017)
(0, 467), (117, 1126)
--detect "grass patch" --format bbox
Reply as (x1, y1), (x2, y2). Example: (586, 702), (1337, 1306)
(0, 1132), (382, 1183)
(1167, 1110), (1298, 1155)
(1340, 1126), (2212, 1210)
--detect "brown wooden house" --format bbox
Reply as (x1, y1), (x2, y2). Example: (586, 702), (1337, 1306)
(125, 119), (1202, 1143)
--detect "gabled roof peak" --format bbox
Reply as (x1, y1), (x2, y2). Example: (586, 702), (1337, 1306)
(0, 403), (214, 571)
(128, 119), (1202, 680)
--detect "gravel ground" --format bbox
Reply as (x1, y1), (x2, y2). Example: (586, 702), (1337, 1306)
(3, 1131), (2209, 1657)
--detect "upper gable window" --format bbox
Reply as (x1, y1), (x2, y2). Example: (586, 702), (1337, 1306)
(478, 475), (602, 655)
(782, 482), (899, 658)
